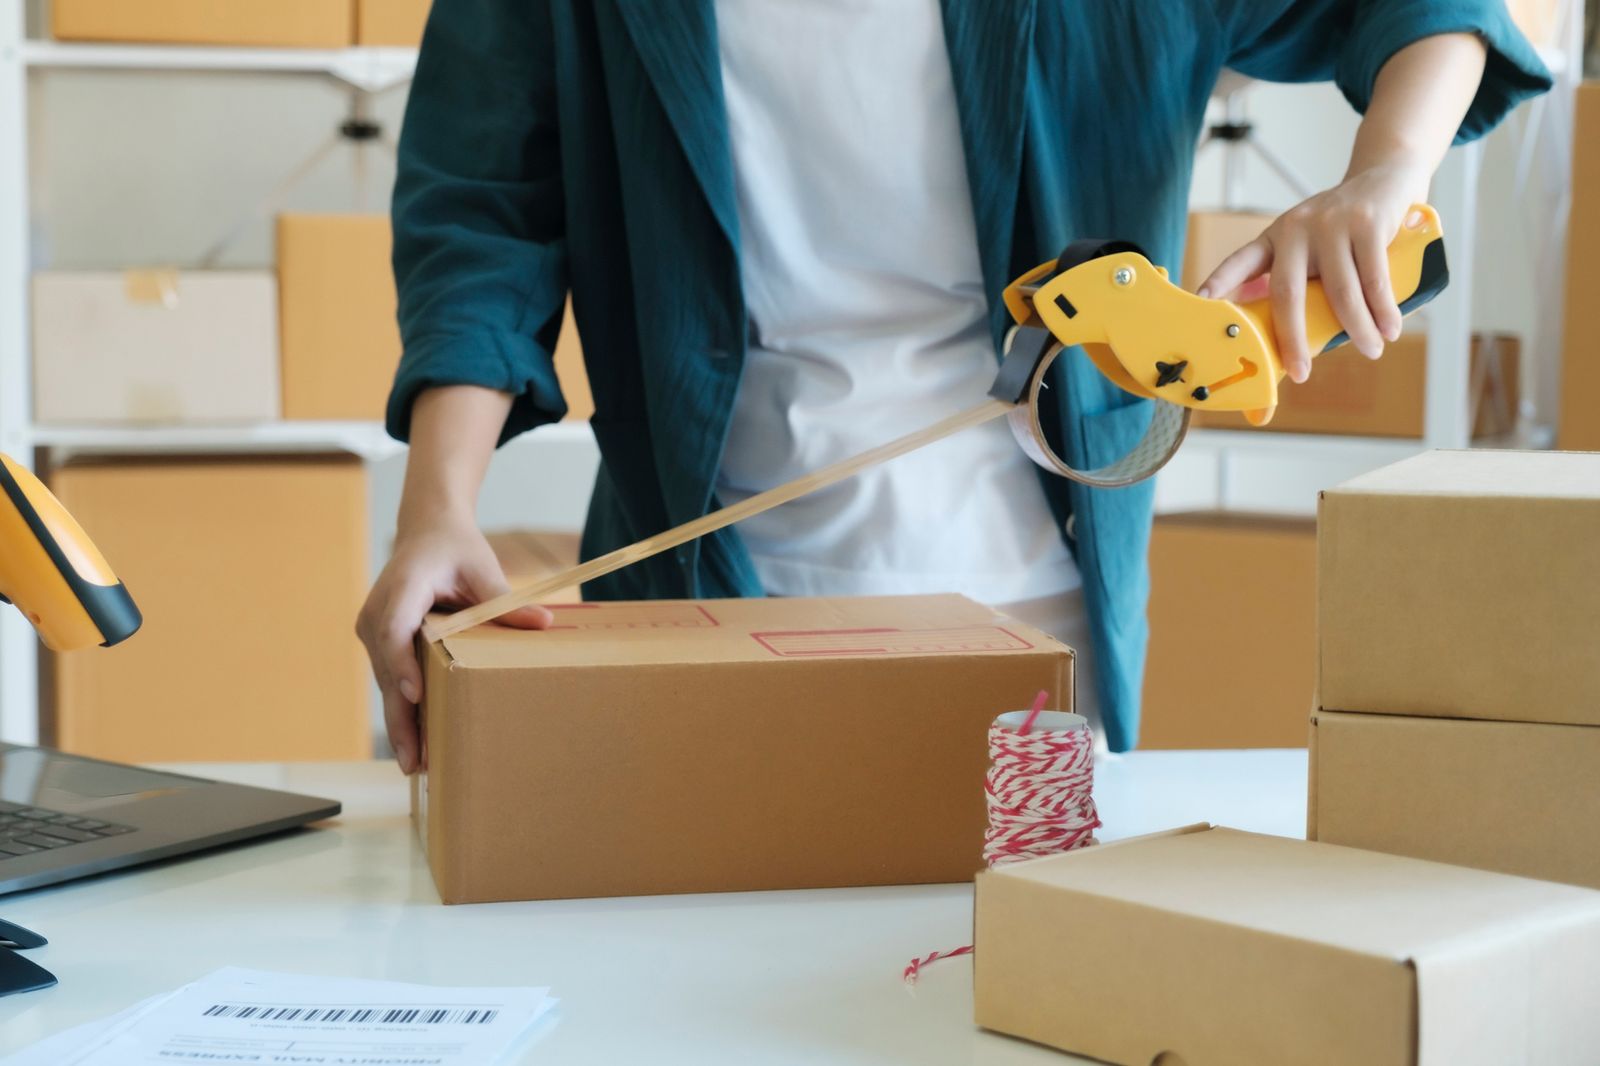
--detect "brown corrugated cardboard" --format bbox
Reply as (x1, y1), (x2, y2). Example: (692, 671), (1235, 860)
(413, 594), (1070, 903)
(552, 298), (593, 421)
(975, 824), (1600, 1066)
(1182, 210), (1272, 288)
(32, 271), (280, 425)
(277, 214), (400, 422)
(52, 0), (351, 47)
(1142, 513), (1314, 749)
(1193, 332), (1519, 438)
(356, 0), (431, 45)
(50, 457), (371, 763)
(1319, 450), (1600, 726)
(485, 530), (582, 605)
(1310, 710), (1600, 889)
(1559, 83), (1600, 451)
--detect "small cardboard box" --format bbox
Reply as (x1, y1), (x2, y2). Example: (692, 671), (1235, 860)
(1319, 450), (1600, 727)
(1310, 710), (1600, 889)
(52, 0), (352, 47)
(277, 214), (401, 422)
(1559, 83), (1600, 451)
(1193, 332), (1519, 438)
(413, 594), (1071, 903)
(32, 271), (280, 425)
(356, 0), (432, 45)
(50, 457), (372, 763)
(975, 825), (1600, 1066)
(1142, 513), (1315, 749)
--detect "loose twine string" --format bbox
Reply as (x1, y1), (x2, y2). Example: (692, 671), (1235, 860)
(903, 690), (1101, 984)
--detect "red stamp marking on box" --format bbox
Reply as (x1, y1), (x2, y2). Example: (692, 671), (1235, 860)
(545, 603), (719, 630)
(751, 625), (1034, 657)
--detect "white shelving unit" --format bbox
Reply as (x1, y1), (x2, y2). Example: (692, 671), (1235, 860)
(0, 18), (432, 745)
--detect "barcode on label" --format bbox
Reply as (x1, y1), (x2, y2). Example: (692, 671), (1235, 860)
(202, 1003), (500, 1025)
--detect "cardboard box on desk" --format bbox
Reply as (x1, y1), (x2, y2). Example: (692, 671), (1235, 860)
(1310, 711), (1600, 889)
(1142, 512), (1315, 749)
(357, 0), (432, 45)
(53, 0), (351, 47)
(412, 594), (1071, 903)
(32, 270), (279, 425)
(1318, 450), (1600, 726)
(49, 456), (372, 763)
(975, 825), (1600, 1066)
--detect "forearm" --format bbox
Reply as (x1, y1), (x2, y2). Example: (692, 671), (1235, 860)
(1347, 33), (1487, 181)
(396, 385), (512, 534)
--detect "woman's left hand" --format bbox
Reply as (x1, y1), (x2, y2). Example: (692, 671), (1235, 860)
(1197, 160), (1432, 383)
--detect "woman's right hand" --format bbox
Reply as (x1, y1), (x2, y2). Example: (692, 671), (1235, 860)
(357, 515), (552, 776)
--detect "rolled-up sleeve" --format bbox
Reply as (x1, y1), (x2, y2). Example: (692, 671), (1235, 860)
(1337, 2), (1551, 143)
(1216, 0), (1551, 144)
(386, 0), (568, 444)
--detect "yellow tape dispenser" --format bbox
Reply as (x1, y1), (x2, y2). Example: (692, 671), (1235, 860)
(991, 203), (1447, 485)
(0, 454), (141, 652)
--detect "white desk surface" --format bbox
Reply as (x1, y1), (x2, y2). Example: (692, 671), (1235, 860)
(0, 749), (1307, 1064)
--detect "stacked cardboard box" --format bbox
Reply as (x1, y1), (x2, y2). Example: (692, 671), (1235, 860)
(413, 594), (1071, 902)
(1192, 332), (1520, 439)
(1141, 513), (1315, 749)
(52, 0), (434, 47)
(49, 456), (372, 763)
(1308, 450), (1600, 888)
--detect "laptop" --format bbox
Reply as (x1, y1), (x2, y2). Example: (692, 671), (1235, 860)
(0, 743), (340, 896)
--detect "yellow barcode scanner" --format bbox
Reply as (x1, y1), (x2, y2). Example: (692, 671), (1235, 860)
(0, 454), (141, 652)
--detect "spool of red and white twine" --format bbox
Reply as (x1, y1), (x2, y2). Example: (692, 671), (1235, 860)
(903, 691), (1100, 984)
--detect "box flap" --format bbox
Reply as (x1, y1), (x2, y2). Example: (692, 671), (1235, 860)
(1326, 449), (1600, 501)
(993, 826), (1600, 962)
(432, 594), (1064, 670)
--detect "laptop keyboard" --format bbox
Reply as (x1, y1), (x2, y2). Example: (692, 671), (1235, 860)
(0, 801), (134, 859)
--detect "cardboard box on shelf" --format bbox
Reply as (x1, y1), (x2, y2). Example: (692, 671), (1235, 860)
(1141, 513), (1315, 749)
(1182, 210), (1272, 289)
(1318, 450), (1600, 727)
(485, 529), (582, 605)
(1559, 82), (1600, 451)
(1309, 710), (1600, 889)
(52, 0), (352, 47)
(413, 594), (1070, 903)
(49, 457), (372, 763)
(32, 271), (280, 425)
(356, 0), (432, 45)
(1192, 332), (1520, 438)
(975, 824), (1600, 1066)
(277, 214), (400, 422)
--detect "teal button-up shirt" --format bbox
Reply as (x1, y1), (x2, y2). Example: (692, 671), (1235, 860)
(387, 0), (1548, 751)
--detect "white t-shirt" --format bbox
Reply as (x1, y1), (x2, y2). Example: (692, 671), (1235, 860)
(712, 0), (1081, 604)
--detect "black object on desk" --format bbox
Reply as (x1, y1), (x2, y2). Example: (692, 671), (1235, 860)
(0, 918), (56, 998)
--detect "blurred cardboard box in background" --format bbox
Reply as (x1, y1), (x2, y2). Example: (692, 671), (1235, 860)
(52, 0), (352, 47)
(48, 456), (372, 763)
(32, 270), (280, 425)
(1193, 333), (1519, 439)
(357, 0), (432, 45)
(1141, 512), (1315, 750)
(1559, 82), (1600, 451)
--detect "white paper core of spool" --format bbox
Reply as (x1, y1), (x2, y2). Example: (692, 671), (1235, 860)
(992, 710), (1089, 733)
